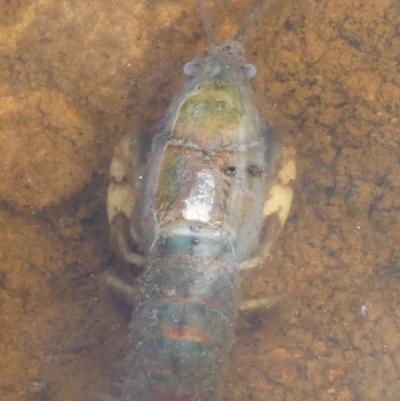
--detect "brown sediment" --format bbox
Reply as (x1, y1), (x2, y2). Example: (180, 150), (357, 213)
(1, 1), (400, 401)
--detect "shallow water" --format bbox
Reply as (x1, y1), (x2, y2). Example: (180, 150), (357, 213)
(1, 1), (399, 400)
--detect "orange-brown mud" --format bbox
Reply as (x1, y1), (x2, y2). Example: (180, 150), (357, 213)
(1, 1), (400, 400)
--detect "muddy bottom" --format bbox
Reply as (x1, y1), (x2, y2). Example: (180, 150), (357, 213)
(1, 1), (399, 400)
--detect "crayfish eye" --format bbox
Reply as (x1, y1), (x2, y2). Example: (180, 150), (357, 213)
(243, 63), (257, 79)
(183, 60), (198, 76)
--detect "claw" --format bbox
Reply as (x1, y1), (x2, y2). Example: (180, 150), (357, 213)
(108, 132), (150, 269)
(111, 213), (146, 268)
(240, 293), (287, 312)
(239, 145), (296, 272)
(105, 273), (136, 307)
(107, 135), (136, 226)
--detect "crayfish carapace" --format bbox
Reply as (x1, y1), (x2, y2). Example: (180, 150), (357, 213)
(107, 1), (296, 400)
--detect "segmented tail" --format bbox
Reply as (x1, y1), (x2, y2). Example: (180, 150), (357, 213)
(128, 255), (238, 401)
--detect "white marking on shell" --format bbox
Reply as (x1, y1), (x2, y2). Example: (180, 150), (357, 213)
(109, 135), (131, 182)
(182, 170), (215, 223)
(107, 181), (135, 224)
(263, 184), (294, 227)
(278, 158), (296, 185)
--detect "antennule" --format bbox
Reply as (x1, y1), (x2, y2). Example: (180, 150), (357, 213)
(235, 0), (280, 42)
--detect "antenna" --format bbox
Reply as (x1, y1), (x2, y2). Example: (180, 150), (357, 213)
(196, 0), (216, 45)
(197, 0), (281, 45)
(235, 0), (280, 42)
